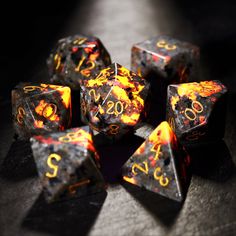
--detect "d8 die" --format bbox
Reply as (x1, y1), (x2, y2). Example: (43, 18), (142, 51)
(166, 80), (227, 144)
(47, 34), (111, 90)
(80, 63), (150, 140)
(122, 121), (191, 202)
(131, 35), (200, 83)
(12, 83), (71, 139)
(31, 126), (105, 203)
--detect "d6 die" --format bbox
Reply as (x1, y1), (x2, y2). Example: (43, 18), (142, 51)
(12, 83), (71, 139)
(131, 35), (200, 83)
(47, 34), (111, 90)
(122, 121), (191, 202)
(31, 126), (105, 203)
(166, 80), (227, 144)
(80, 63), (150, 140)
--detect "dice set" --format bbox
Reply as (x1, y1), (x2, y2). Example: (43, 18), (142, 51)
(11, 34), (228, 203)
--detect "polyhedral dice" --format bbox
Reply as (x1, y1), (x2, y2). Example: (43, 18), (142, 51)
(12, 83), (71, 139)
(31, 126), (105, 203)
(122, 121), (191, 202)
(166, 80), (228, 144)
(131, 35), (200, 83)
(47, 34), (111, 90)
(80, 63), (150, 140)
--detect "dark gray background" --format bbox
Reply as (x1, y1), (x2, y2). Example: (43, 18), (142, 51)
(0, 0), (236, 235)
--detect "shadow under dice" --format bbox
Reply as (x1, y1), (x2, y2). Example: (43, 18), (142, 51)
(131, 35), (200, 83)
(31, 126), (105, 203)
(12, 83), (71, 139)
(167, 80), (228, 144)
(47, 34), (111, 90)
(80, 63), (150, 140)
(122, 121), (191, 202)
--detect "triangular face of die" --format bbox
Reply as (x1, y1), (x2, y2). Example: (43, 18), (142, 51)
(122, 121), (191, 202)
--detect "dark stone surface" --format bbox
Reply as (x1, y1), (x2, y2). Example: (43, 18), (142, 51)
(0, 0), (236, 235)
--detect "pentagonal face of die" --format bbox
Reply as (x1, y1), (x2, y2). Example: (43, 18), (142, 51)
(47, 35), (111, 90)
(122, 121), (191, 202)
(81, 63), (150, 139)
(12, 83), (71, 139)
(167, 80), (227, 143)
(31, 127), (104, 203)
(131, 35), (200, 83)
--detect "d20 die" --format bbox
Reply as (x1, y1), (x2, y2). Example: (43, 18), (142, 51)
(166, 80), (228, 144)
(31, 126), (105, 203)
(80, 63), (150, 140)
(122, 121), (191, 202)
(131, 35), (200, 83)
(47, 34), (111, 90)
(12, 83), (71, 139)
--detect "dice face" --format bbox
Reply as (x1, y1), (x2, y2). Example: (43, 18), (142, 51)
(80, 63), (150, 139)
(31, 126), (104, 203)
(166, 80), (228, 144)
(47, 35), (111, 90)
(122, 121), (191, 202)
(12, 83), (71, 139)
(131, 35), (200, 84)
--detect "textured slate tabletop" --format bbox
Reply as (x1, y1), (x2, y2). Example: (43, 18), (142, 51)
(0, 0), (236, 235)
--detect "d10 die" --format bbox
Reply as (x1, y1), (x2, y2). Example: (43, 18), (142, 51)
(122, 121), (191, 202)
(12, 83), (71, 139)
(31, 126), (105, 203)
(166, 80), (227, 144)
(47, 34), (111, 90)
(80, 63), (150, 140)
(131, 35), (200, 83)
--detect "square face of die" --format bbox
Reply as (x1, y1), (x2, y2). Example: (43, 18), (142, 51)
(132, 35), (200, 82)
(31, 127), (104, 202)
(81, 63), (150, 137)
(12, 83), (71, 137)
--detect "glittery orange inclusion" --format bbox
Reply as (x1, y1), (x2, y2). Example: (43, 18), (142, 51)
(35, 100), (60, 122)
(123, 176), (137, 185)
(87, 65), (146, 126)
(177, 81), (224, 100)
(34, 120), (44, 128)
(40, 84), (71, 109)
(135, 122), (175, 156)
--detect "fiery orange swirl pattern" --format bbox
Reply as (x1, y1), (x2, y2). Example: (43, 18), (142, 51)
(12, 83), (72, 139)
(167, 80), (227, 142)
(47, 35), (111, 90)
(122, 121), (191, 202)
(81, 63), (150, 138)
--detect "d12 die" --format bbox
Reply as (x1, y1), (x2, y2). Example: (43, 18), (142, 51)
(80, 63), (150, 140)
(122, 121), (191, 202)
(47, 34), (111, 90)
(131, 35), (200, 83)
(12, 83), (71, 139)
(31, 126), (105, 203)
(166, 80), (228, 144)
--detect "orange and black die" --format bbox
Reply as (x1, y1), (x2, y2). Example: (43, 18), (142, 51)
(31, 126), (104, 203)
(122, 121), (191, 202)
(166, 80), (228, 145)
(12, 83), (72, 139)
(80, 63), (150, 141)
(47, 34), (111, 90)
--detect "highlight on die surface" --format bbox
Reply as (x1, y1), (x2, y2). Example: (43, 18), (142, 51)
(31, 126), (105, 203)
(80, 63), (150, 140)
(12, 83), (72, 139)
(122, 121), (191, 202)
(47, 34), (111, 90)
(131, 35), (200, 84)
(166, 80), (228, 144)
